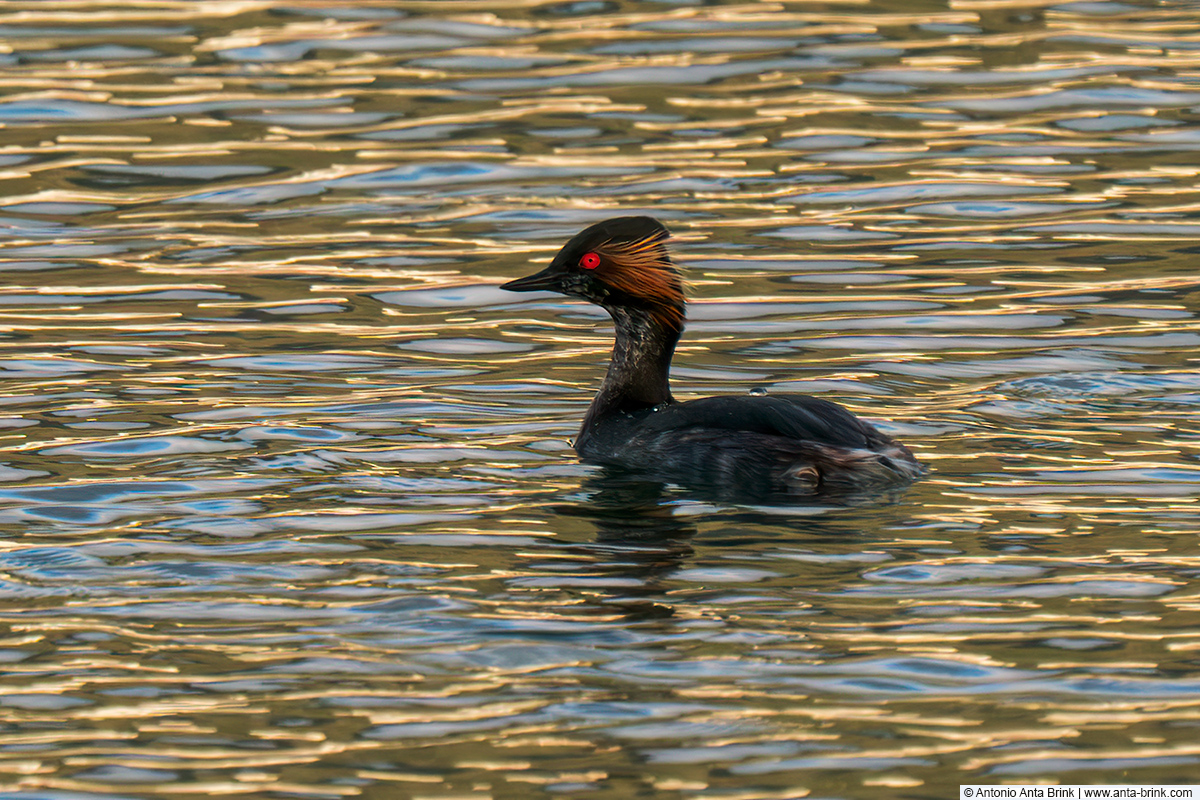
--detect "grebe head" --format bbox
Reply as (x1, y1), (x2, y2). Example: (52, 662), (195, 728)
(501, 216), (684, 329)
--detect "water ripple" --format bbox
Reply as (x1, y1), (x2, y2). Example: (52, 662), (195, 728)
(1, 0), (1199, 796)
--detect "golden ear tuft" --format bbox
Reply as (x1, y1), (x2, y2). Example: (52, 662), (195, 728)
(594, 232), (685, 328)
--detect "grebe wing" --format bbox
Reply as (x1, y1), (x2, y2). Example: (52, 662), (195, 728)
(644, 395), (888, 450)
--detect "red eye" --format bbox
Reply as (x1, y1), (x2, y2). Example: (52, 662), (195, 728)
(579, 252), (601, 270)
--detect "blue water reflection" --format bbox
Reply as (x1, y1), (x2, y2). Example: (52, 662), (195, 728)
(1, 0), (1200, 797)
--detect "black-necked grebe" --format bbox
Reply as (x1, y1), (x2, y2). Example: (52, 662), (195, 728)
(502, 216), (924, 496)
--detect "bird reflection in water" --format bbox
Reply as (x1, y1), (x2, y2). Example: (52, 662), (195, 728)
(546, 466), (915, 623)
(549, 470), (698, 621)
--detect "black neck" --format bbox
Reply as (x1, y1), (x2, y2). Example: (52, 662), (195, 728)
(585, 304), (681, 421)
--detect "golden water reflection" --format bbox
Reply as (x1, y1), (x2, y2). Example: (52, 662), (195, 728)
(1, 0), (1200, 797)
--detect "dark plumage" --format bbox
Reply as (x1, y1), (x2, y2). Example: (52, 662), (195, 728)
(502, 216), (924, 498)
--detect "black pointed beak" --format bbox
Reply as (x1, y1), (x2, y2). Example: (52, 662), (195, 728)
(500, 264), (562, 293)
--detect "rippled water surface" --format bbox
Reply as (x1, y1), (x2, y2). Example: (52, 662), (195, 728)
(2, 1), (1200, 797)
